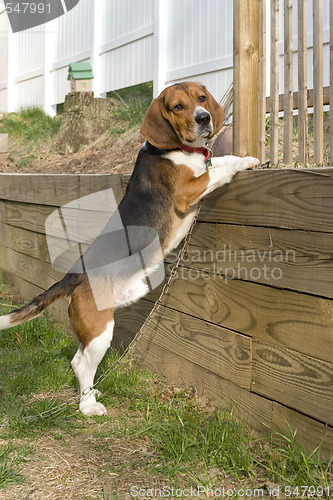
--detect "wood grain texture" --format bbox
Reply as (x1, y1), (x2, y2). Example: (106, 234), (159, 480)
(200, 168), (333, 232)
(148, 305), (250, 389)
(233, 0), (259, 157)
(272, 403), (333, 460)
(148, 268), (333, 364)
(185, 222), (333, 298)
(270, 0), (279, 165)
(0, 246), (64, 292)
(252, 341), (333, 426)
(283, 0), (293, 165)
(313, 0), (324, 165)
(298, 0), (308, 164)
(0, 174), (123, 206)
(134, 330), (273, 435)
(0, 222), (49, 262)
(258, 0), (266, 165)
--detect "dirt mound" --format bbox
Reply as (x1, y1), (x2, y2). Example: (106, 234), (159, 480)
(0, 125), (143, 175)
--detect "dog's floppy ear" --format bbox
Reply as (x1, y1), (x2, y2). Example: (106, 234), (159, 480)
(204, 86), (225, 136)
(140, 97), (182, 149)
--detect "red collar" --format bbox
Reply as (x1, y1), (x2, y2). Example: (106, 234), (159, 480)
(180, 144), (212, 166)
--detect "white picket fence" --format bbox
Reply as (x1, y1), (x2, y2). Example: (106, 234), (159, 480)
(0, 0), (330, 116)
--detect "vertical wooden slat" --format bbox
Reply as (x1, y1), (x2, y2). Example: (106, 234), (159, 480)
(298, 0), (308, 164)
(283, 0), (293, 164)
(313, 0), (324, 165)
(330, 0), (333, 163)
(258, 0), (267, 165)
(270, 0), (279, 165)
(233, 0), (259, 158)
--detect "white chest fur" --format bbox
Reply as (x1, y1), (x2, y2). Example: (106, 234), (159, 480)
(163, 150), (207, 178)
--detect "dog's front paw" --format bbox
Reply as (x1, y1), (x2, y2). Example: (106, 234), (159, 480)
(237, 156), (260, 171)
(80, 401), (107, 416)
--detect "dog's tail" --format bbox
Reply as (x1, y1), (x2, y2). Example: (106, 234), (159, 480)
(0, 274), (82, 331)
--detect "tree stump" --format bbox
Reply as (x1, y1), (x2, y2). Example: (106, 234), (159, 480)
(55, 92), (112, 153)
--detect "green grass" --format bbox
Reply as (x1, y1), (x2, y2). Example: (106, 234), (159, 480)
(0, 107), (61, 143)
(107, 81), (153, 135)
(0, 281), (332, 495)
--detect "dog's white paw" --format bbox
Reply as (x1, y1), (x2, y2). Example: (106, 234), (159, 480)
(237, 156), (260, 171)
(80, 401), (107, 416)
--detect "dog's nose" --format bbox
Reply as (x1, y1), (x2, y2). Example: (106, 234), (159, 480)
(195, 111), (211, 126)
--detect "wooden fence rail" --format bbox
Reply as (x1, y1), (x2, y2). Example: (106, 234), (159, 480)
(0, 171), (332, 458)
(234, 0), (331, 166)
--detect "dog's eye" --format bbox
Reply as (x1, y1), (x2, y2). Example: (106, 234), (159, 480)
(173, 104), (184, 111)
(198, 95), (207, 102)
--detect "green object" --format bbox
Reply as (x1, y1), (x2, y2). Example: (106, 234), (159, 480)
(67, 62), (94, 81)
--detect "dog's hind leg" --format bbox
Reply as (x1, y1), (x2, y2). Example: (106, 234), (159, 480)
(68, 279), (115, 415)
(71, 320), (114, 415)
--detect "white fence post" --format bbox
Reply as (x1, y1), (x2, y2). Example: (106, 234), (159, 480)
(7, 32), (18, 112)
(44, 21), (57, 117)
(153, 0), (167, 97)
(92, 0), (103, 97)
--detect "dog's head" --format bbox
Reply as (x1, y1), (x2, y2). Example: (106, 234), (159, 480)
(140, 81), (225, 149)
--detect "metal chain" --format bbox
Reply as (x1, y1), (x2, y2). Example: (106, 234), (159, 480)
(23, 203), (201, 421)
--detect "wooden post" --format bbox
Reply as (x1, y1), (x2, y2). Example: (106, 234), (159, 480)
(283, 0), (293, 164)
(257, 0), (266, 165)
(233, 0), (259, 157)
(298, 0), (308, 164)
(313, 0), (324, 165)
(270, 0), (280, 166)
(330, 1), (333, 164)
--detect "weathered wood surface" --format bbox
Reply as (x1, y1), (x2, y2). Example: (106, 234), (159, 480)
(283, 0), (293, 165)
(185, 222), (333, 298)
(272, 404), (333, 460)
(270, 0), (279, 166)
(252, 341), (333, 426)
(201, 169), (333, 232)
(148, 268), (333, 364)
(0, 174), (124, 206)
(0, 170), (332, 454)
(233, 0), (259, 157)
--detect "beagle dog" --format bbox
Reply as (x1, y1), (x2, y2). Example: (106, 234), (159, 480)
(0, 82), (259, 416)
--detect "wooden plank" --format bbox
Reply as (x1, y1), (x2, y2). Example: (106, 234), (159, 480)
(270, 0), (279, 165)
(133, 325), (273, 435)
(0, 246), (64, 292)
(298, 0), (308, 164)
(252, 341), (333, 426)
(283, 0), (293, 165)
(0, 222), (50, 262)
(258, 0), (266, 165)
(149, 268), (333, 364)
(0, 174), (123, 206)
(200, 168), (333, 232)
(117, 298), (251, 390)
(331, 0), (333, 163)
(185, 222), (333, 298)
(233, 0), (259, 157)
(313, 0), (324, 164)
(149, 305), (250, 390)
(266, 86), (330, 113)
(272, 403), (333, 460)
(3, 201), (55, 234)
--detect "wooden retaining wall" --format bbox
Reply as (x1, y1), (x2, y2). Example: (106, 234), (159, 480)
(0, 170), (332, 458)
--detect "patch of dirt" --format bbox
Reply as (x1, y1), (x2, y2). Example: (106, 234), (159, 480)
(1, 410), (170, 500)
(0, 126), (143, 176)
